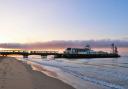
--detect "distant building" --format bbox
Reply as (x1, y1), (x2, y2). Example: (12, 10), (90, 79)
(64, 47), (96, 54)
(64, 43), (119, 55)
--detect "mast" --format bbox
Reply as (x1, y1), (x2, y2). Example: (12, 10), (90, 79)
(114, 46), (118, 54)
(111, 43), (118, 54)
(111, 43), (115, 54)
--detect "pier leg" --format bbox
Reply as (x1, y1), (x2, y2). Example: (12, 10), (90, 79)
(23, 55), (28, 58)
(2, 55), (7, 57)
(41, 55), (47, 59)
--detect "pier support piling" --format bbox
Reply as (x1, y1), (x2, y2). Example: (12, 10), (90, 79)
(23, 55), (28, 58)
(41, 55), (47, 59)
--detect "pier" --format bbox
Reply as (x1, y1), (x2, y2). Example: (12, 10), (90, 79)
(0, 50), (60, 58)
(0, 44), (120, 59)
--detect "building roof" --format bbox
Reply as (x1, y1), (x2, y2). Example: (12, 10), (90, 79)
(66, 48), (90, 51)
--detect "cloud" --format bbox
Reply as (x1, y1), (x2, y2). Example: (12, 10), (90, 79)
(0, 40), (128, 49)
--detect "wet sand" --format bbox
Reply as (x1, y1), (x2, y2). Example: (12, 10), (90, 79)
(0, 57), (75, 89)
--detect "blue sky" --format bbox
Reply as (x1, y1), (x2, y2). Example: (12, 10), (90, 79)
(0, 0), (128, 43)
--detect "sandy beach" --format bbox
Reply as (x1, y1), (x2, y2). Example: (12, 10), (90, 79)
(0, 57), (75, 89)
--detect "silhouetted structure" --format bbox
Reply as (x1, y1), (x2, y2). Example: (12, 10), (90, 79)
(85, 44), (91, 50)
(111, 43), (118, 54)
(0, 44), (120, 58)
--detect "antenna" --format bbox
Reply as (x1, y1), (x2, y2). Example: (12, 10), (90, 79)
(111, 43), (115, 54)
(85, 44), (91, 50)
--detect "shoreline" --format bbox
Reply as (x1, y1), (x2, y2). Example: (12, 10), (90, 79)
(0, 57), (75, 89)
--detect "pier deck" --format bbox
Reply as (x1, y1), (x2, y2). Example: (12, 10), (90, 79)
(0, 50), (120, 58)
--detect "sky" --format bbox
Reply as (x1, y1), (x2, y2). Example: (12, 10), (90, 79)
(0, 0), (128, 47)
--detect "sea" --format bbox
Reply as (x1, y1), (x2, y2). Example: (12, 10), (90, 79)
(15, 48), (128, 89)
(15, 56), (128, 89)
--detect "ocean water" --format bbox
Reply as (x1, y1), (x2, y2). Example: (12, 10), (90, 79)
(18, 56), (128, 89)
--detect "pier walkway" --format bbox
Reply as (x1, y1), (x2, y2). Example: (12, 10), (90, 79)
(0, 50), (60, 58)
